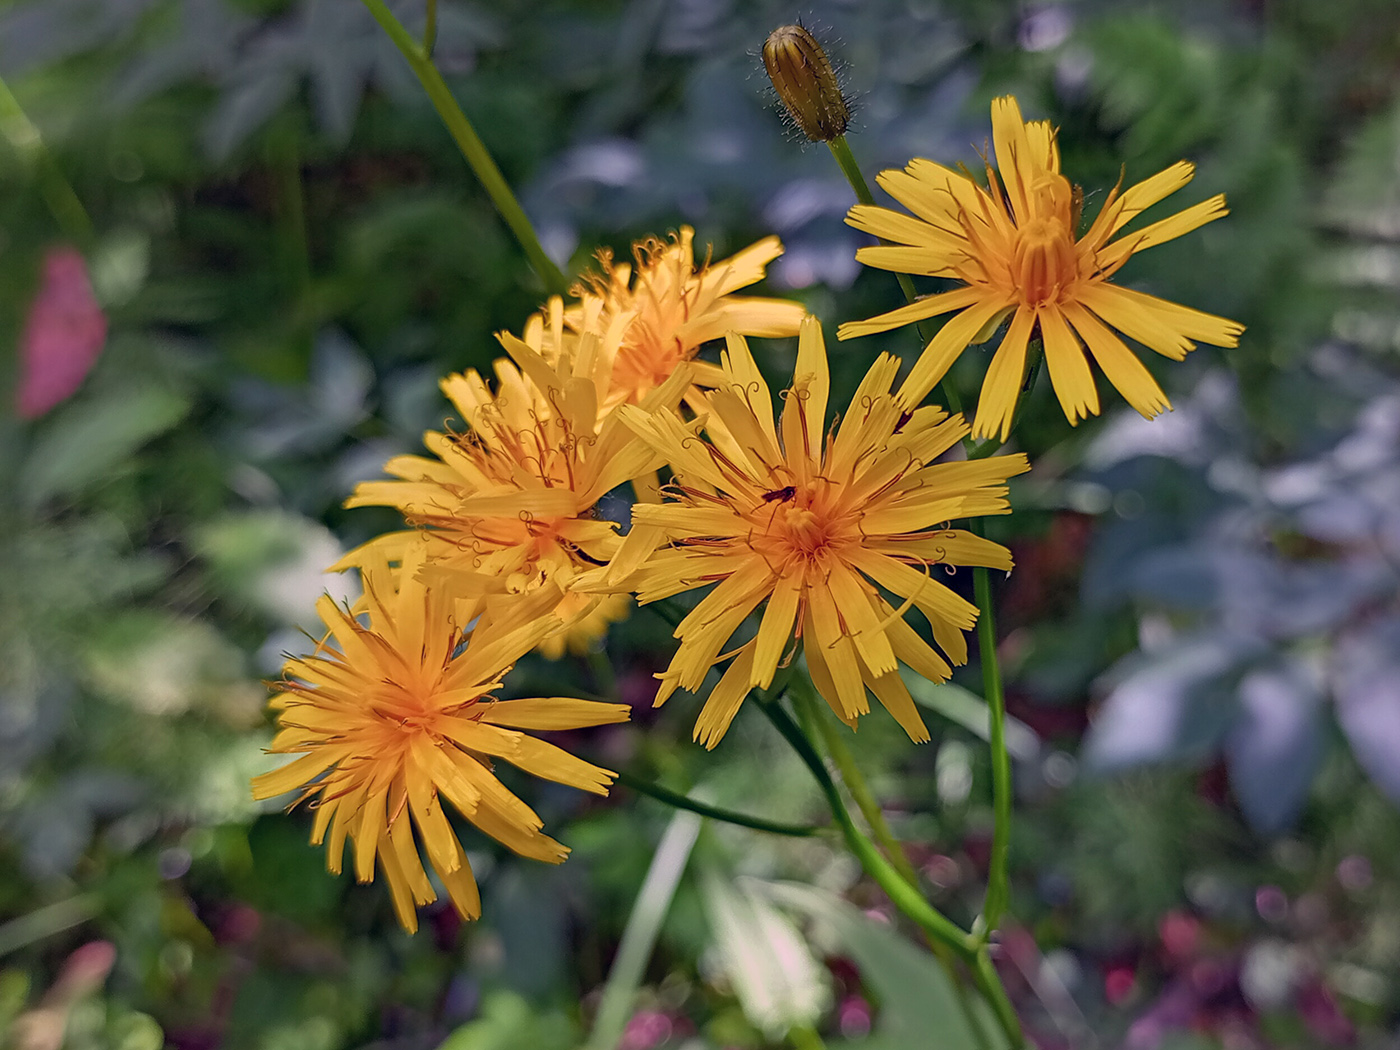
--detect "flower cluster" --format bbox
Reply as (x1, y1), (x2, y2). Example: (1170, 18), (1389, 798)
(254, 99), (1240, 930)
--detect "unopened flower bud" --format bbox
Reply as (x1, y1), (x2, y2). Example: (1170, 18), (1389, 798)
(762, 24), (850, 142)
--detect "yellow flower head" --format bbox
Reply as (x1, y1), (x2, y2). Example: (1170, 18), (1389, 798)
(590, 318), (1030, 748)
(837, 96), (1245, 439)
(337, 322), (690, 650)
(563, 226), (807, 411)
(251, 543), (629, 932)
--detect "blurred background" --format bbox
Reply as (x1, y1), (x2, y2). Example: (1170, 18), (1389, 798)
(1, 0), (1398, 1047)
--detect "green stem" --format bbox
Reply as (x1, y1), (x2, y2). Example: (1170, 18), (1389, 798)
(763, 689), (976, 960)
(789, 1025), (828, 1050)
(973, 946), (1025, 1049)
(972, 550), (1012, 935)
(0, 895), (99, 957)
(0, 73), (93, 244)
(587, 646), (620, 702)
(423, 0), (438, 56)
(793, 675), (922, 888)
(615, 769), (825, 838)
(827, 134), (964, 420)
(791, 675), (994, 1050)
(358, 0), (569, 296)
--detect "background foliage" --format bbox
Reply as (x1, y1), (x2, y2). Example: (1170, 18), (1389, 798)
(1, 0), (1398, 1047)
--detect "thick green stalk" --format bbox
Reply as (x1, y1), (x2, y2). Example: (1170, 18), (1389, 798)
(615, 770), (824, 838)
(358, 0), (569, 296)
(972, 550), (1012, 934)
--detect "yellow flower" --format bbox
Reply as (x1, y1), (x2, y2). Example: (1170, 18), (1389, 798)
(837, 96), (1245, 439)
(563, 226), (807, 412)
(251, 543), (629, 932)
(336, 324), (690, 653)
(589, 318), (1029, 748)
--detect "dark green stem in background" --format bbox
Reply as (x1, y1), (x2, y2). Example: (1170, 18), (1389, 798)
(0, 73), (93, 245)
(423, 0), (438, 57)
(615, 770), (824, 838)
(971, 541), (1012, 936)
(359, 0), (569, 297)
(827, 134), (964, 419)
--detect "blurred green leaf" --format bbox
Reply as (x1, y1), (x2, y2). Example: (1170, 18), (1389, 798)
(763, 881), (1005, 1050)
(438, 990), (576, 1050)
(20, 383), (190, 509)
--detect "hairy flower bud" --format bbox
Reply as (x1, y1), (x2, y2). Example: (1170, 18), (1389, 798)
(762, 24), (849, 142)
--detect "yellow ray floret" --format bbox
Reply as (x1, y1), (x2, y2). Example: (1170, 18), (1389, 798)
(582, 318), (1029, 748)
(336, 322), (692, 655)
(251, 541), (629, 932)
(837, 95), (1245, 439)
(547, 226), (807, 413)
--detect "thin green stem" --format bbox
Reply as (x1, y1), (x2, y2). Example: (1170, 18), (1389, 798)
(793, 675), (921, 887)
(358, 0), (569, 296)
(827, 134), (964, 419)
(0, 895), (99, 957)
(615, 770), (825, 838)
(973, 946), (1025, 1048)
(791, 675), (994, 1049)
(789, 1024), (828, 1050)
(972, 546), (1012, 936)
(0, 73), (93, 244)
(587, 646), (620, 702)
(423, 0), (438, 56)
(763, 689), (977, 960)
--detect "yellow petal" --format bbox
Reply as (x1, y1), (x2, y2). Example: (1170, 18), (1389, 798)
(1061, 300), (1170, 419)
(897, 296), (1018, 408)
(1039, 304), (1100, 425)
(972, 306), (1036, 442)
(481, 697), (631, 730)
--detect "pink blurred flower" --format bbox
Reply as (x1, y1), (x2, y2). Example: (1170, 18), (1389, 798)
(620, 1010), (673, 1050)
(16, 246), (107, 419)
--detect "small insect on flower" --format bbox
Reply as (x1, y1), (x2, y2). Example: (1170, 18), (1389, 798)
(582, 317), (1029, 748)
(838, 96), (1245, 440)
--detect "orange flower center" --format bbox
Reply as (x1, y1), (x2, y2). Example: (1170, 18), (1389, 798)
(1012, 216), (1078, 306)
(751, 483), (860, 570)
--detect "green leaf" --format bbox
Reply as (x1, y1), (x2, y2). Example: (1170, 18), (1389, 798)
(762, 881), (1008, 1050)
(20, 384), (190, 509)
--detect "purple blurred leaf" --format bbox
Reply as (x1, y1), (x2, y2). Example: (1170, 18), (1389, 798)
(1334, 618), (1400, 804)
(1225, 660), (1325, 834)
(1083, 636), (1254, 772)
